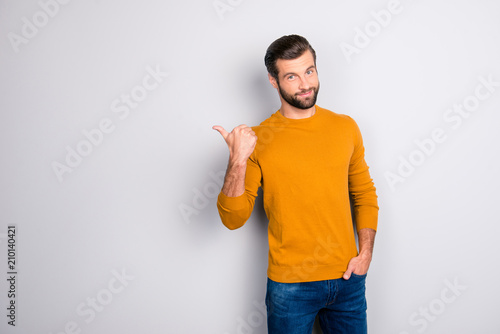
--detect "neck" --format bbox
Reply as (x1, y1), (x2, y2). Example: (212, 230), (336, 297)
(279, 102), (316, 119)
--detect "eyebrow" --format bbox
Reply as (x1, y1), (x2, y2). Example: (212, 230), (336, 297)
(282, 65), (316, 79)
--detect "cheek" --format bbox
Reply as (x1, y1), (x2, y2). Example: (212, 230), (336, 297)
(283, 82), (299, 92)
(311, 75), (319, 86)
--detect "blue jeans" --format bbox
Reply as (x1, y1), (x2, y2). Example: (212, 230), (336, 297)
(265, 274), (367, 334)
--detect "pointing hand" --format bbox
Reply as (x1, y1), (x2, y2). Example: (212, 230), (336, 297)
(212, 124), (257, 164)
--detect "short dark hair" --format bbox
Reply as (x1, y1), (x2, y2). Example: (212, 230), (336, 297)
(264, 35), (316, 80)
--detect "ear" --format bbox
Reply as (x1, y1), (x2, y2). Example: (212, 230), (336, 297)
(268, 73), (278, 89)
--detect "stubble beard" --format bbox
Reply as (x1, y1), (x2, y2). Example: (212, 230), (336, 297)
(278, 81), (320, 110)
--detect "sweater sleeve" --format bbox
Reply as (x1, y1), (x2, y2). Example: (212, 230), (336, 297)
(347, 117), (379, 233)
(216, 153), (262, 230)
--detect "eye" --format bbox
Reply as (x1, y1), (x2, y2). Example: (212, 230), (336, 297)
(287, 75), (295, 80)
(306, 69), (314, 75)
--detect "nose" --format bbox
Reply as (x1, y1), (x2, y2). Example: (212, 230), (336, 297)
(298, 76), (311, 91)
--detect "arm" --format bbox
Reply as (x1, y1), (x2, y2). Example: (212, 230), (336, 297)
(213, 124), (260, 229)
(221, 160), (247, 197)
(343, 117), (379, 279)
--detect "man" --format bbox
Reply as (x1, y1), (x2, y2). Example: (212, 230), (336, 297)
(212, 35), (378, 334)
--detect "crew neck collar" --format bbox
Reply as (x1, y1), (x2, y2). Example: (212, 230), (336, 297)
(276, 105), (321, 122)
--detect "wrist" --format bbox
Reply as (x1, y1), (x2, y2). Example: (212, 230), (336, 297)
(358, 250), (372, 260)
(229, 156), (248, 167)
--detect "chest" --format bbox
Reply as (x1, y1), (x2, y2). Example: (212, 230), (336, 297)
(255, 126), (355, 180)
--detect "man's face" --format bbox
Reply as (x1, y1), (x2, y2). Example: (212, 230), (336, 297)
(271, 50), (320, 110)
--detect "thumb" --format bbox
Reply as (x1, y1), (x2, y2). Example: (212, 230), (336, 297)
(212, 125), (229, 139)
(343, 266), (353, 280)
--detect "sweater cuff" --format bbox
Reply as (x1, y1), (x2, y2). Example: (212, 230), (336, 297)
(217, 191), (247, 211)
(355, 211), (378, 233)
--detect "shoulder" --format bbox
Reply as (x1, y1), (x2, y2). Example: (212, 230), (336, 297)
(316, 105), (359, 129)
(250, 110), (283, 132)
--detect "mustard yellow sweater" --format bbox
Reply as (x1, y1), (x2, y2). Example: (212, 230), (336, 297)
(217, 105), (378, 283)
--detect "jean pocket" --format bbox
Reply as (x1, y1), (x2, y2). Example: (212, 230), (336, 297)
(350, 272), (367, 279)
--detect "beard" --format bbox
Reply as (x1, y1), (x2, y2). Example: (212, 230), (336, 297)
(278, 81), (320, 110)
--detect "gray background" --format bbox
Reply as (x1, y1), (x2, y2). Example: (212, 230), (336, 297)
(1, 0), (499, 333)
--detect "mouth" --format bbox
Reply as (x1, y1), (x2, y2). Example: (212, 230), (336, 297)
(297, 90), (313, 97)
